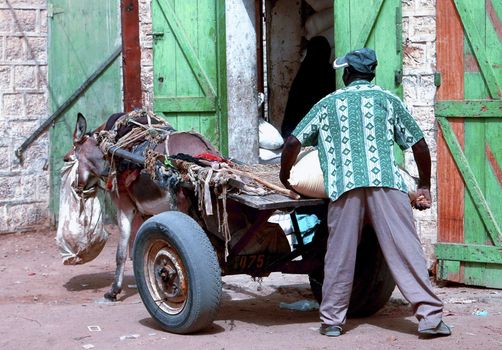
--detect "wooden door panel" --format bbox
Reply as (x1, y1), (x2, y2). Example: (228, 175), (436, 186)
(48, 0), (122, 217)
(436, 0), (502, 288)
(152, 0), (227, 153)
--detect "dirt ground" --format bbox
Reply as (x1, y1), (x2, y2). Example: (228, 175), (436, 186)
(1, 228), (501, 350)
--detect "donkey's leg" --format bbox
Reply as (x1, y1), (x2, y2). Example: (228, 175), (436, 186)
(104, 194), (136, 301)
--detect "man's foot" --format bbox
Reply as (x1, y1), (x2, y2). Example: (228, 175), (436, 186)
(319, 324), (342, 337)
(418, 321), (452, 337)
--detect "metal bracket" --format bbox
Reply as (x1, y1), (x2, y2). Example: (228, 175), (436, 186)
(48, 4), (64, 18)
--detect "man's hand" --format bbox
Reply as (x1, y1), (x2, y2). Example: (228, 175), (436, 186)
(280, 136), (302, 190)
(411, 187), (431, 210)
(411, 138), (432, 210)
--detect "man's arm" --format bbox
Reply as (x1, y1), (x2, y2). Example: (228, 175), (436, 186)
(411, 138), (432, 210)
(280, 135), (302, 190)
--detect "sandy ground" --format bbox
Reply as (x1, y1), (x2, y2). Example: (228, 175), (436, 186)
(1, 228), (502, 350)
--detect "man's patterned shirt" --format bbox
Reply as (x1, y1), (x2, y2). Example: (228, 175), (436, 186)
(292, 80), (424, 201)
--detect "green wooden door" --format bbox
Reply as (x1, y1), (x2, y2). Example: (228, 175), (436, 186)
(48, 0), (122, 217)
(435, 0), (502, 288)
(152, 0), (227, 154)
(334, 0), (404, 163)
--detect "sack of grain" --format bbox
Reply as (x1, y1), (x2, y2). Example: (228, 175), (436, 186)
(289, 148), (328, 198)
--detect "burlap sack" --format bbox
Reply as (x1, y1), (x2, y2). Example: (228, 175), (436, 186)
(55, 159), (108, 265)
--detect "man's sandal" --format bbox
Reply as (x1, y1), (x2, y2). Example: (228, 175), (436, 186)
(418, 321), (452, 336)
(320, 324), (343, 337)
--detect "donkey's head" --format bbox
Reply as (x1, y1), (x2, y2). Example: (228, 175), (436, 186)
(63, 113), (109, 190)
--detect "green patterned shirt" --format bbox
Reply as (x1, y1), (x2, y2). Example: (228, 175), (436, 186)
(292, 80), (424, 201)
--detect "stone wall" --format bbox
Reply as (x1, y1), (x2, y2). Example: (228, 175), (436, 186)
(401, 0), (437, 264)
(0, 0), (49, 233)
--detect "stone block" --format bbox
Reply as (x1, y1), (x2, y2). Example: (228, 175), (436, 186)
(403, 43), (426, 69)
(0, 176), (19, 201)
(39, 9), (47, 33)
(410, 16), (435, 42)
(36, 172), (49, 200)
(412, 106), (435, 131)
(14, 65), (37, 90)
(6, 202), (49, 232)
(416, 74), (436, 104)
(0, 9), (13, 31)
(11, 139), (48, 172)
(25, 92), (46, 115)
(402, 74), (418, 101)
(0, 66), (11, 90)
(0, 146), (9, 171)
(0, 205), (7, 232)
(2, 0), (46, 7)
(5, 36), (25, 61)
(26, 37), (47, 63)
(13, 9), (37, 33)
(416, 0), (436, 10)
(2, 93), (24, 115)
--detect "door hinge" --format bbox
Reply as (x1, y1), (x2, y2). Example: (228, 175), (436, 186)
(147, 31), (165, 43)
(434, 72), (442, 87)
(48, 4), (64, 18)
(395, 70), (403, 86)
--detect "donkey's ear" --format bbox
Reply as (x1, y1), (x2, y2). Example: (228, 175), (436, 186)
(74, 113), (87, 143)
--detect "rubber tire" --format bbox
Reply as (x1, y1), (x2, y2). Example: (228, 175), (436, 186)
(309, 225), (395, 318)
(133, 211), (222, 334)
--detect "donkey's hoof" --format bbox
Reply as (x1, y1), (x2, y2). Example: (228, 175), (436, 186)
(104, 292), (118, 302)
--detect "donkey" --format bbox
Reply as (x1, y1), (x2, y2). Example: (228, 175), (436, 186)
(64, 112), (189, 301)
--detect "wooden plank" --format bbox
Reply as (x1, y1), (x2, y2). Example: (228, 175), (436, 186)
(437, 117), (502, 246)
(353, 0), (385, 50)
(228, 193), (325, 210)
(154, 97), (216, 113)
(436, 0), (465, 244)
(453, 0), (501, 99)
(436, 243), (502, 264)
(120, 0), (142, 111)
(435, 101), (502, 117)
(156, 0), (216, 98)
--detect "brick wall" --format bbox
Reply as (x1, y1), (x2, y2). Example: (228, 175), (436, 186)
(402, 0), (438, 264)
(0, 0), (49, 233)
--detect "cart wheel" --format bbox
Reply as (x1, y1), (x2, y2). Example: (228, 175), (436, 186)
(133, 211), (222, 334)
(309, 225), (395, 317)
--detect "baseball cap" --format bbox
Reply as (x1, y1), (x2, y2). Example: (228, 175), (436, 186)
(333, 48), (378, 74)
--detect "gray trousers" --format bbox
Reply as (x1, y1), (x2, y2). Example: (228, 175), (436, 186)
(319, 187), (443, 331)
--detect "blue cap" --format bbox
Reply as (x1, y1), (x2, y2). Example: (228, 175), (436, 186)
(333, 48), (378, 74)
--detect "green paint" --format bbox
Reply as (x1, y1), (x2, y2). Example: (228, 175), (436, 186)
(436, 0), (502, 288)
(152, 0), (227, 154)
(435, 101), (502, 117)
(435, 243), (502, 264)
(453, 0), (501, 98)
(48, 0), (122, 218)
(437, 117), (502, 246)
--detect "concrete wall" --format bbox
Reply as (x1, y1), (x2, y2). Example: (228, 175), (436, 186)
(225, 0), (259, 163)
(0, 0), (49, 233)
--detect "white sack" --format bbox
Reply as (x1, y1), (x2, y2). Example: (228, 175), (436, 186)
(259, 118), (284, 150)
(259, 147), (282, 162)
(305, 0), (333, 12)
(289, 148), (328, 198)
(56, 159), (108, 265)
(305, 8), (333, 40)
